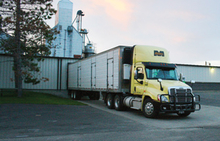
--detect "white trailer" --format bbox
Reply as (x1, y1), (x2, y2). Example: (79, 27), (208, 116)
(68, 46), (132, 100)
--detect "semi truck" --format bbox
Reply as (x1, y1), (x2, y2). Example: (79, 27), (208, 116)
(67, 45), (201, 118)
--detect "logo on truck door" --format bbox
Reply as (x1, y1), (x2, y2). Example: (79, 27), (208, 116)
(154, 50), (164, 56)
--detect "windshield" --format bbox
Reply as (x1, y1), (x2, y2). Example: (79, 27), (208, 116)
(146, 68), (178, 80)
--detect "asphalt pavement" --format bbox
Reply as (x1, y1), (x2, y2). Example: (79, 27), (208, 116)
(0, 90), (220, 141)
(194, 90), (220, 107)
(0, 104), (145, 140)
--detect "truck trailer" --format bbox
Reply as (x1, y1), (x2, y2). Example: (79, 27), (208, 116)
(67, 45), (201, 118)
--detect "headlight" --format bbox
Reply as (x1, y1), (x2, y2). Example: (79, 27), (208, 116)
(193, 95), (200, 103)
(157, 95), (168, 102)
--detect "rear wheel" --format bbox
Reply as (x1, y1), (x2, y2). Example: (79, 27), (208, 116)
(71, 91), (81, 100)
(70, 91), (75, 99)
(177, 111), (191, 117)
(114, 95), (124, 111)
(142, 98), (159, 118)
(106, 94), (114, 109)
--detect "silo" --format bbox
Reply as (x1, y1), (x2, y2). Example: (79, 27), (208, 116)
(84, 43), (95, 58)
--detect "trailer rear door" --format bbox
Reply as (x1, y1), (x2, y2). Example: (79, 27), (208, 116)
(107, 58), (114, 90)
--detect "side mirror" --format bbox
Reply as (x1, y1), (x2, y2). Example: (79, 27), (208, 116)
(190, 80), (195, 88)
(179, 73), (185, 82)
(157, 79), (163, 91)
(157, 78), (162, 83)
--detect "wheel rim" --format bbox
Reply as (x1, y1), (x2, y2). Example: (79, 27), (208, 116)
(114, 96), (119, 108)
(107, 96), (112, 106)
(144, 102), (154, 115)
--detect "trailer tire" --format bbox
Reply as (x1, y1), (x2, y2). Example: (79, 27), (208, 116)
(106, 94), (114, 109)
(114, 95), (124, 111)
(177, 111), (191, 117)
(71, 91), (81, 100)
(70, 91), (74, 100)
(143, 98), (158, 118)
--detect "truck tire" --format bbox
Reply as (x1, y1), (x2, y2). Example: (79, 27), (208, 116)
(114, 94), (124, 111)
(142, 98), (159, 118)
(177, 111), (191, 117)
(71, 91), (81, 100)
(70, 91), (75, 99)
(106, 94), (114, 109)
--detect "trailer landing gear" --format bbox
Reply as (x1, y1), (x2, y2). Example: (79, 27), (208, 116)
(89, 93), (100, 100)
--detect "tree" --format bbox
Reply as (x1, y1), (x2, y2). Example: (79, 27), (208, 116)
(0, 0), (57, 97)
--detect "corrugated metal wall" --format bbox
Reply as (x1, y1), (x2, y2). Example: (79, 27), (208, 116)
(176, 64), (220, 83)
(61, 59), (77, 89)
(1, 54), (220, 90)
(22, 58), (58, 89)
(0, 55), (15, 88)
(0, 54), (78, 89)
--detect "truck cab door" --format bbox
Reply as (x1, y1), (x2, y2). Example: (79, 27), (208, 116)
(133, 67), (145, 95)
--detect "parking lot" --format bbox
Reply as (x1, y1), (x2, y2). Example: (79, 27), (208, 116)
(0, 90), (220, 141)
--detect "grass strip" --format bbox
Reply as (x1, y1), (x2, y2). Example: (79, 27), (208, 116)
(0, 90), (86, 105)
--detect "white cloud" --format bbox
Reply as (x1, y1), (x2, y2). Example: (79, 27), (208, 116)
(169, 10), (206, 22)
(80, 0), (133, 29)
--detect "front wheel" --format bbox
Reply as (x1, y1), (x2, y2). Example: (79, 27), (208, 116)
(142, 98), (159, 118)
(177, 111), (191, 117)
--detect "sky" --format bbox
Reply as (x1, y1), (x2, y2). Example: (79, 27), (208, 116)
(47, 0), (220, 66)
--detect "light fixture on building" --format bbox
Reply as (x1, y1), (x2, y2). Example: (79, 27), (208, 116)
(210, 67), (214, 73)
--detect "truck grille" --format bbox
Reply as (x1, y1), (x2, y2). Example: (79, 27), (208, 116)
(169, 88), (192, 103)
